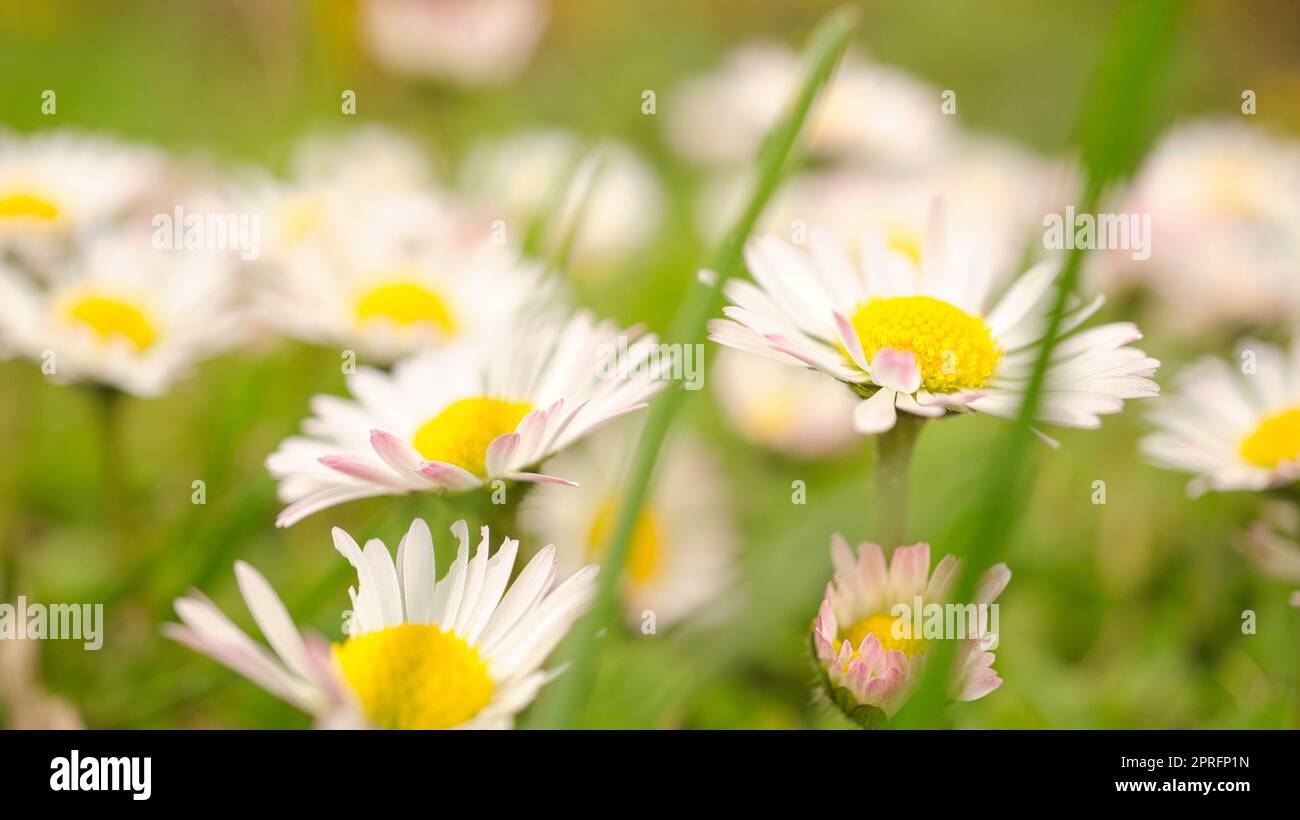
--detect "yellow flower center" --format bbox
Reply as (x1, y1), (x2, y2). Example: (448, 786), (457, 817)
(849, 295), (1002, 392)
(333, 623), (492, 730)
(0, 191), (61, 221)
(1240, 407), (1300, 469)
(62, 295), (157, 350)
(587, 498), (660, 585)
(837, 612), (927, 659)
(277, 196), (323, 243)
(412, 397), (532, 477)
(1203, 158), (1264, 218)
(355, 280), (456, 334)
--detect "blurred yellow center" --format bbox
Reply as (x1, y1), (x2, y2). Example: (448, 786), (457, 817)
(1204, 159), (1263, 217)
(1240, 408), (1300, 468)
(0, 191), (60, 221)
(355, 280), (456, 333)
(412, 397), (532, 477)
(63, 295), (156, 350)
(333, 623), (492, 730)
(850, 295), (1001, 392)
(278, 197), (323, 242)
(838, 613), (927, 658)
(587, 498), (660, 585)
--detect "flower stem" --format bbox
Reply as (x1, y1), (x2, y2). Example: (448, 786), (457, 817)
(874, 414), (924, 547)
(91, 385), (128, 552)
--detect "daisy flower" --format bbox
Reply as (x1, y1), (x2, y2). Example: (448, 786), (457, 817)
(708, 210), (1160, 437)
(460, 129), (665, 275)
(1142, 338), (1300, 496)
(1089, 119), (1300, 330)
(167, 517), (597, 729)
(0, 229), (242, 397)
(238, 126), (436, 272)
(359, 0), (549, 87)
(712, 347), (859, 459)
(812, 536), (1010, 722)
(0, 129), (167, 269)
(519, 426), (737, 628)
(238, 128), (542, 362)
(253, 188), (544, 363)
(267, 312), (671, 526)
(665, 43), (949, 169)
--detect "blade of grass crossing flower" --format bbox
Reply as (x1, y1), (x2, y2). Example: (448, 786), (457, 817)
(525, 6), (860, 729)
(891, 0), (1180, 729)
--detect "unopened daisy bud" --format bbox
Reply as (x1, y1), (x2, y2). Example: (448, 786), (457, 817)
(166, 518), (598, 729)
(811, 535), (1010, 727)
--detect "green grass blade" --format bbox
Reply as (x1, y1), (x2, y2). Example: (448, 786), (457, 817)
(525, 5), (860, 729)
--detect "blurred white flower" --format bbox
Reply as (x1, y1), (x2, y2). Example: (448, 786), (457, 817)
(0, 228), (243, 397)
(1143, 337), (1300, 496)
(255, 190), (544, 363)
(238, 128), (546, 362)
(665, 43), (950, 169)
(238, 127), (437, 272)
(289, 126), (437, 194)
(461, 129), (665, 275)
(709, 207), (1159, 437)
(168, 517), (596, 728)
(1240, 503), (1300, 607)
(266, 311), (670, 526)
(813, 537), (1009, 722)
(712, 346), (859, 459)
(520, 425), (737, 629)
(1089, 119), (1300, 331)
(698, 135), (1072, 284)
(0, 129), (167, 272)
(360, 0), (549, 87)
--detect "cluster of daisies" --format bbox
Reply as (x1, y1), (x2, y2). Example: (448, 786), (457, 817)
(5, 30), (1300, 728)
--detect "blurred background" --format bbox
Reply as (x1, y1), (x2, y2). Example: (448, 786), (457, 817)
(1, 0), (1299, 729)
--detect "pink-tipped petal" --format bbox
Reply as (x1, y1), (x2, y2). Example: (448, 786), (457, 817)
(869, 347), (922, 394)
(318, 455), (400, 486)
(853, 388), (898, 434)
(416, 461), (481, 491)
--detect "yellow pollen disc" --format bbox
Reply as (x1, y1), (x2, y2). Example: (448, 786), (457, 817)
(1240, 407), (1300, 469)
(837, 612), (927, 660)
(849, 295), (1001, 392)
(412, 396), (532, 478)
(587, 498), (660, 585)
(62, 295), (157, 350)
(333, 623), (492, 730)
(355, 279), (457, 333)
(0, 191), (61, 221)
